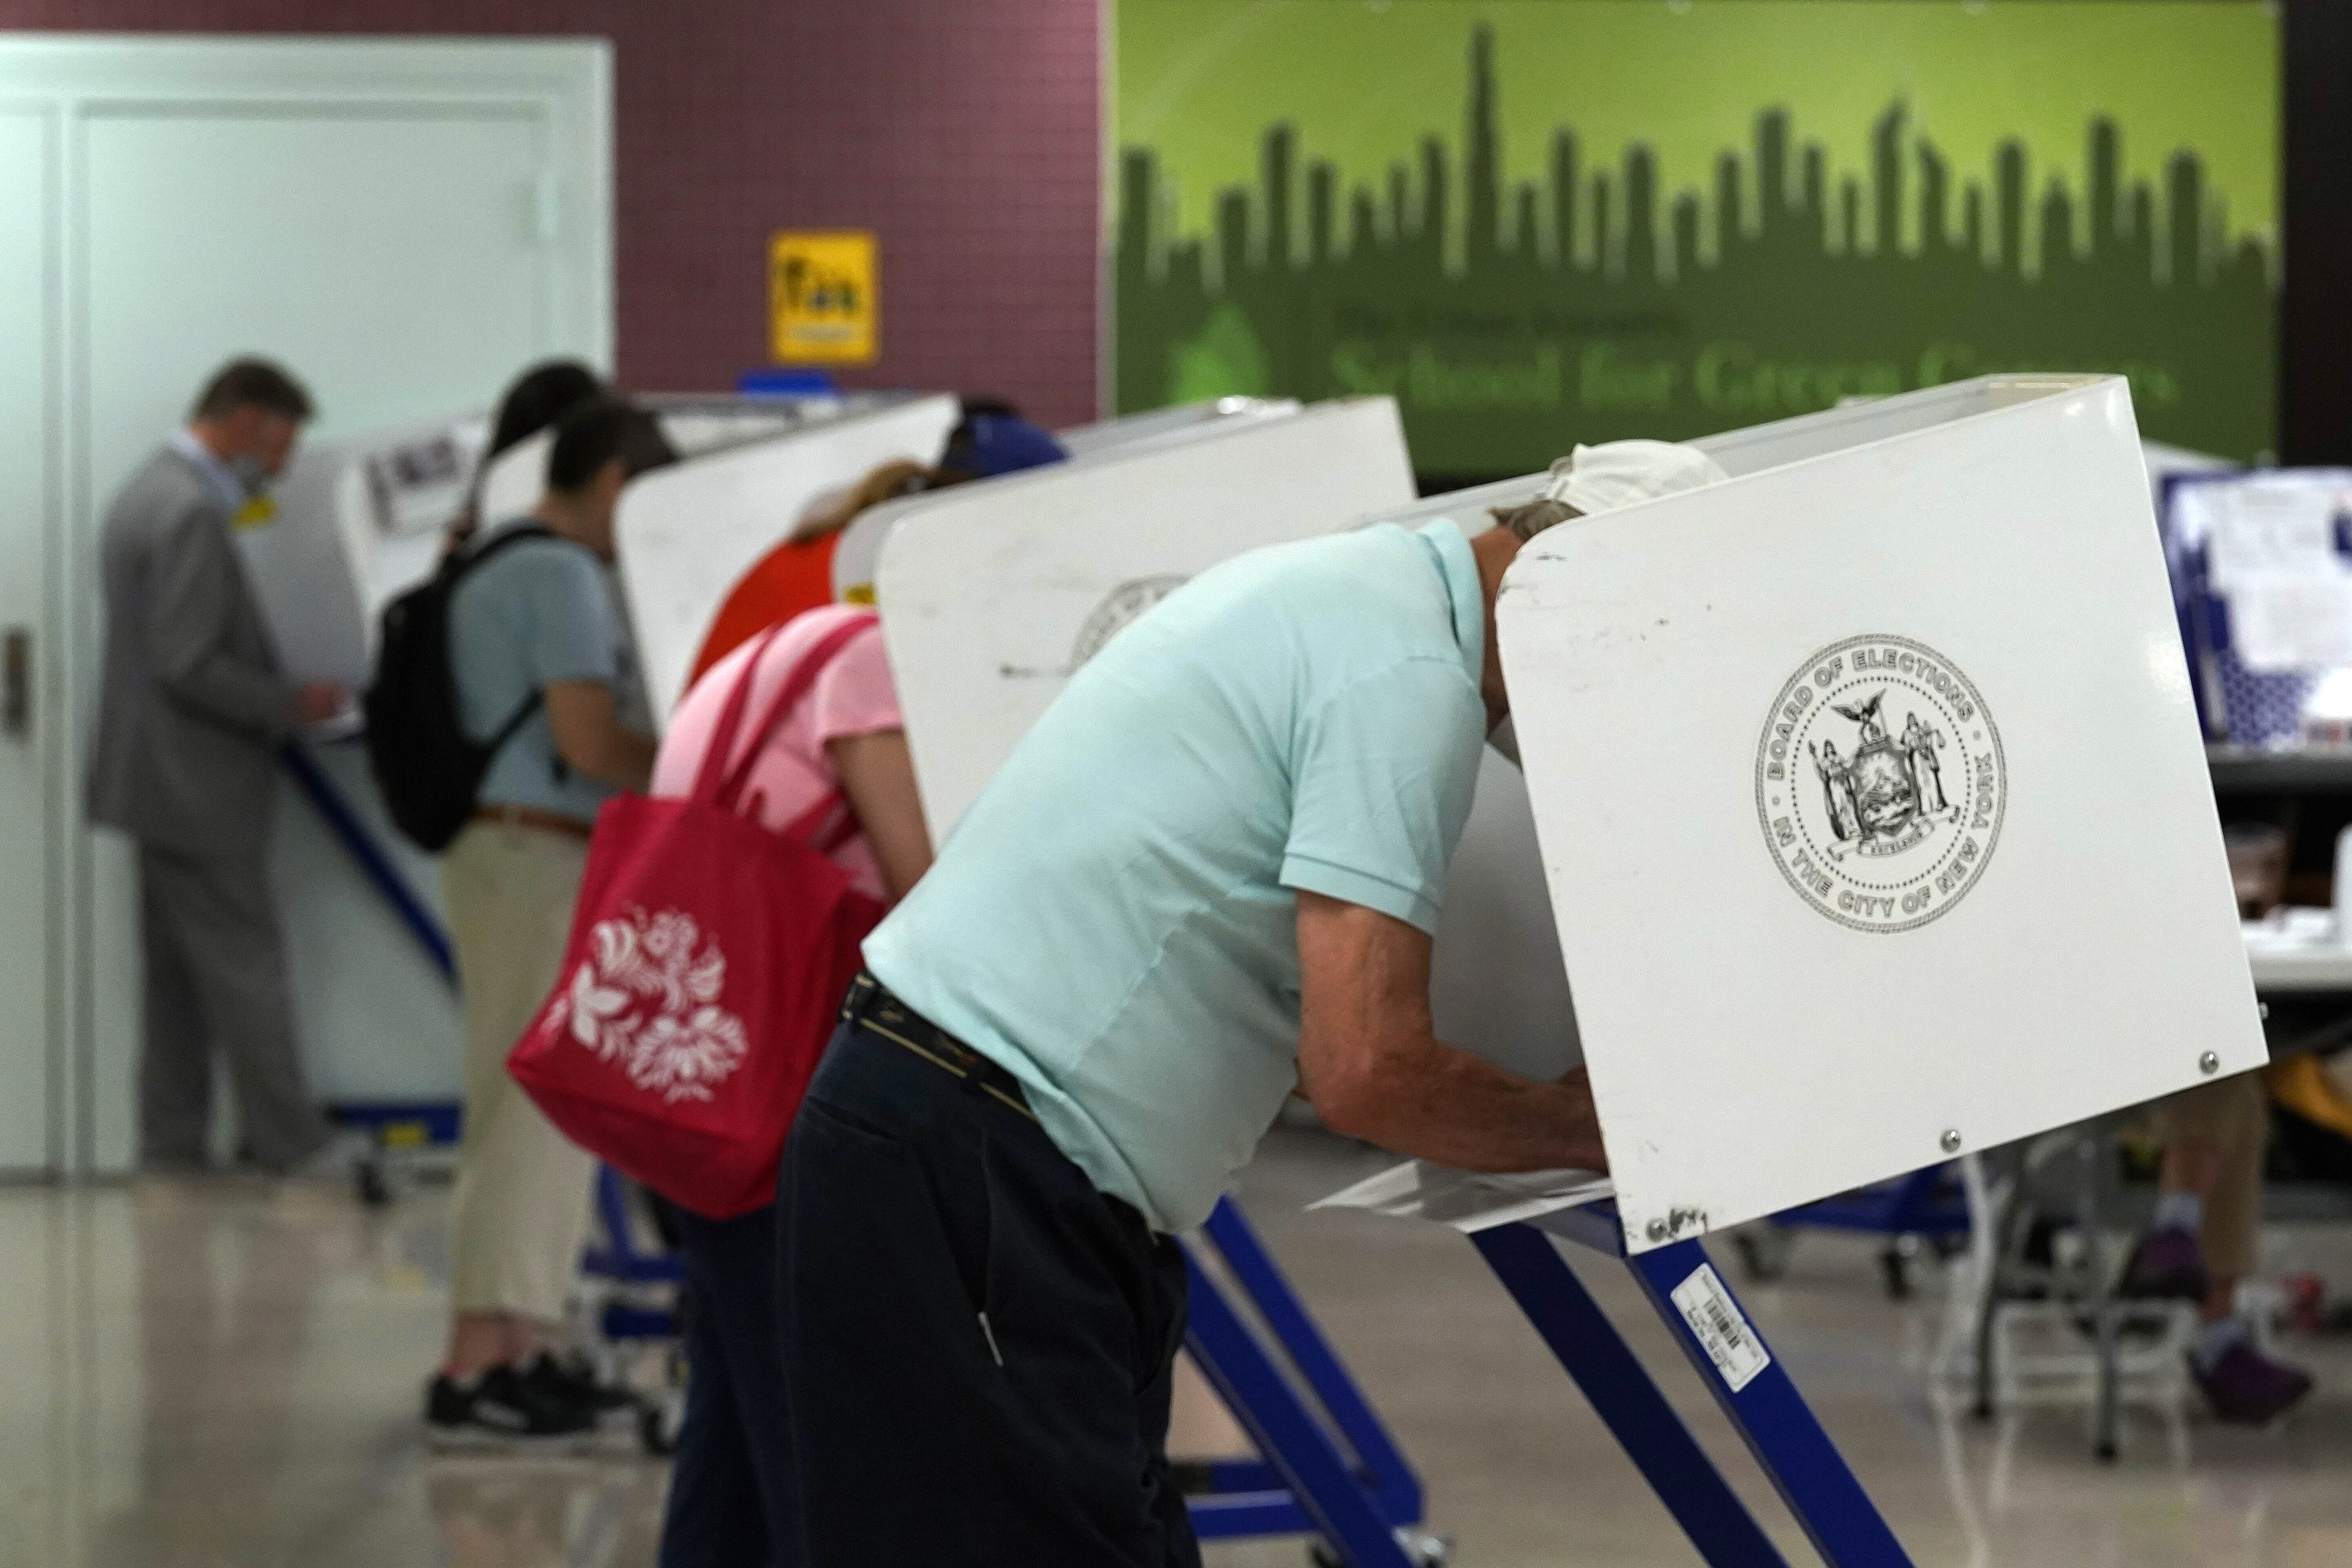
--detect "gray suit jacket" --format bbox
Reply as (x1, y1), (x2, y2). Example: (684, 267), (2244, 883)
(86, 446), (299, 863)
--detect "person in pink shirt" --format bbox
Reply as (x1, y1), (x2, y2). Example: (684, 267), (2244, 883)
(654, 604), (930, 903)
(649, 601), (930, 1568)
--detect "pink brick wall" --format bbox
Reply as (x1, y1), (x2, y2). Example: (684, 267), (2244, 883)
(1, 1), (1105, 425)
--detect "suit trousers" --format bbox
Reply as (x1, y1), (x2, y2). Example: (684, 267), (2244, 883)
(444, 820), (599, 1323)
(138, 843), (327, 1170)
(777, 1013), (1198, 1568)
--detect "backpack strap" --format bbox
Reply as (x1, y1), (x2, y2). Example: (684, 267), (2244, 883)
(694, 612), (882, 814)
(486, 688), (544, 756)
(454, 523), (563, 766)
(453, 521), (556, 577)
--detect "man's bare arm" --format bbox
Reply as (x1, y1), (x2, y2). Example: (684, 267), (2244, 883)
(544, 679), (655, 792)
(1294, 890), (1606, 1174)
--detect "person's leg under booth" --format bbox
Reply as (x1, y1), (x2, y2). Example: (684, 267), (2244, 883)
(2147, 1072), (2269, 1312)
(2138, 1071), (2312, 1421)
(777, 998), (1197, 1568)
(658, 1200), (800, 1568)
(137, 842), (330, 1171)
(443, 822), (600, 1363)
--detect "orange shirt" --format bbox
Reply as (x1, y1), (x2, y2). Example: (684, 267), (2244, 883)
(688, 531), (843, 688)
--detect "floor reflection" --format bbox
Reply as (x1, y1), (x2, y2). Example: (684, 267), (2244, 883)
(2, 1132), (2350, 1567)
(425, 1459), (666, 1568)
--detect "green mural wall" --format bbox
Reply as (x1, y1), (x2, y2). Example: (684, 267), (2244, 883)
(1112, 0), (2280, 471)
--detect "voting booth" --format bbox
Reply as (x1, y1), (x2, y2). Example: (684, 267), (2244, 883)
(245, 391), (893, 691)
(1342, 375), (2259, 1568)
(873, 374), (2258, 1568)
(241, 410), (490, 688)
(874, 397), (1414, 834)
(1054, 395), (1301, 459)
(476, 389), (875, 536)
(613, 393), (961, 722)
(228, 414), (492, 1111)
(1503, 375), (2261, 1251)
(826, 393), (1304, 604)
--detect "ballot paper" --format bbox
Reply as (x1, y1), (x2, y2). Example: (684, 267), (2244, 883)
(2198, 479), (2348, 591)
(2225, 572), (2352, 673)
(1310, 1160), (1613, 1233)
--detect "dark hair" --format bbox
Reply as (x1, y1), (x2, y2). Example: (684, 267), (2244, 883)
(547, 398), (679, 492)
(190, 358), (314, 423)
(488, 360), (605, 459)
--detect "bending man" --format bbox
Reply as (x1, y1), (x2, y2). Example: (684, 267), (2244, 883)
(777, 440), (1728, 1565)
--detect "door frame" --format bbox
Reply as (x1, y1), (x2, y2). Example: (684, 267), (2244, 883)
(0, 35), (612, 1174)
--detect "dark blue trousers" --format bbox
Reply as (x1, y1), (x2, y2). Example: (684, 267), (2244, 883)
(777, 1006), (1198, 1567)
(657, 1200), (802, 1568)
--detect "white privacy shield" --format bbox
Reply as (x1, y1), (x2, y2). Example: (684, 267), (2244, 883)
(876, 397), (1416, 837)
(829, 394), (1301, 602)
(1493, 374), (2263, 1252)
(240, 410), (490, 687)
(613, 393), (960, 724)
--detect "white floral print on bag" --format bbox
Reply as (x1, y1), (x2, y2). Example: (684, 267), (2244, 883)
(544, 908), (750, 1102)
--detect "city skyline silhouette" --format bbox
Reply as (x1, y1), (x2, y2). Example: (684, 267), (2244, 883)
(1114, 24), (2276, 471)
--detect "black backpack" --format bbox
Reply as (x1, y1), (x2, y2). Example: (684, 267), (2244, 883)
(364, 525), (561, 853)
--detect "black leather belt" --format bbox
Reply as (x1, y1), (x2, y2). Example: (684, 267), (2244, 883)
(841, 973), (1039, 1123)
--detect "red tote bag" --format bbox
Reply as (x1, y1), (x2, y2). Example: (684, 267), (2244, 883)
(508, 615), (884, 1218)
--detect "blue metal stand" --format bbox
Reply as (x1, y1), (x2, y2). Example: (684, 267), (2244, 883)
(1738, 1163), (1971, 1300)
(281, 741), (456, 984)
(1774, 1164), (1969, 1243)
(1180, 1197), (1430, 1567)
(582, 1164), (686, 1338)
(1476, 1202), (1915, 1568)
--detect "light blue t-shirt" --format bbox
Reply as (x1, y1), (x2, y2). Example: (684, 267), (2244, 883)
(864, 519), (1489, 1232)
(449, 521), (644, 825)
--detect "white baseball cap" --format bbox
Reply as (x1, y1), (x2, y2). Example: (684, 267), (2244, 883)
(1541, 439), (1729, 516)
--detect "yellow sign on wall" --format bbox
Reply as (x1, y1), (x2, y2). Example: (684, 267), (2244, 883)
(769, 230), (877, 365)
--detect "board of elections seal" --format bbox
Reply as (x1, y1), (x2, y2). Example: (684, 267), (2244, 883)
(998, 575), (1191, 680)
(1754, 635), (2005, 933)
(1070, 575), (1187, 668)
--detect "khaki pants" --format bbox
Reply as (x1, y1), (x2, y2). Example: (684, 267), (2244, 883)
(445, 821), (598, 1324)
(2149, 1069), (2270, 1281)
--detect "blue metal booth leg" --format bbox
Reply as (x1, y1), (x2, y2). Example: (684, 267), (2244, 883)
(1615, 1231), (1913, 1567)
(1471, 1223), (1788, 1568)
(282, 742), (456, 984)
(1479, 1212), (1915, 1568)
(1181, 1198), (1426, 1567)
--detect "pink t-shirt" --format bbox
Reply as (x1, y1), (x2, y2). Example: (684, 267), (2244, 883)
(651, 604), (903, 903)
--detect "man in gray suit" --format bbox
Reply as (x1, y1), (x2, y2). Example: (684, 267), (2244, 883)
(88, 358), (356, 1174)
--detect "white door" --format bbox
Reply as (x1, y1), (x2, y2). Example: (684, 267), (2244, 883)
(81, 107), (568, 497)
(0, 109), (54, 1173)
(0, 38), (611, 1172)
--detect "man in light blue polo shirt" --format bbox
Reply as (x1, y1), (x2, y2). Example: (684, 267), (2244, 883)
(777, 441), (1728, 1566)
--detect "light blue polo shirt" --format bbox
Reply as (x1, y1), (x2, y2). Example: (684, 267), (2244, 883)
(450, 520), (647, 825)
(862, 519), (1489, 1232)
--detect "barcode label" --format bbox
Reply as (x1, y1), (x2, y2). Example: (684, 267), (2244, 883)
(1670, 1262), (1771, 1392)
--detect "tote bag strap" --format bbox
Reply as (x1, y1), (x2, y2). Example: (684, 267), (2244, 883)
(779, 785), (858, 853)
(688, 620), (791, 804)
(705, 612), (882, 813)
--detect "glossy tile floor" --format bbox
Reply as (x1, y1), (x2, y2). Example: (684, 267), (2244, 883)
(6, 1127), (2352, 1567)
